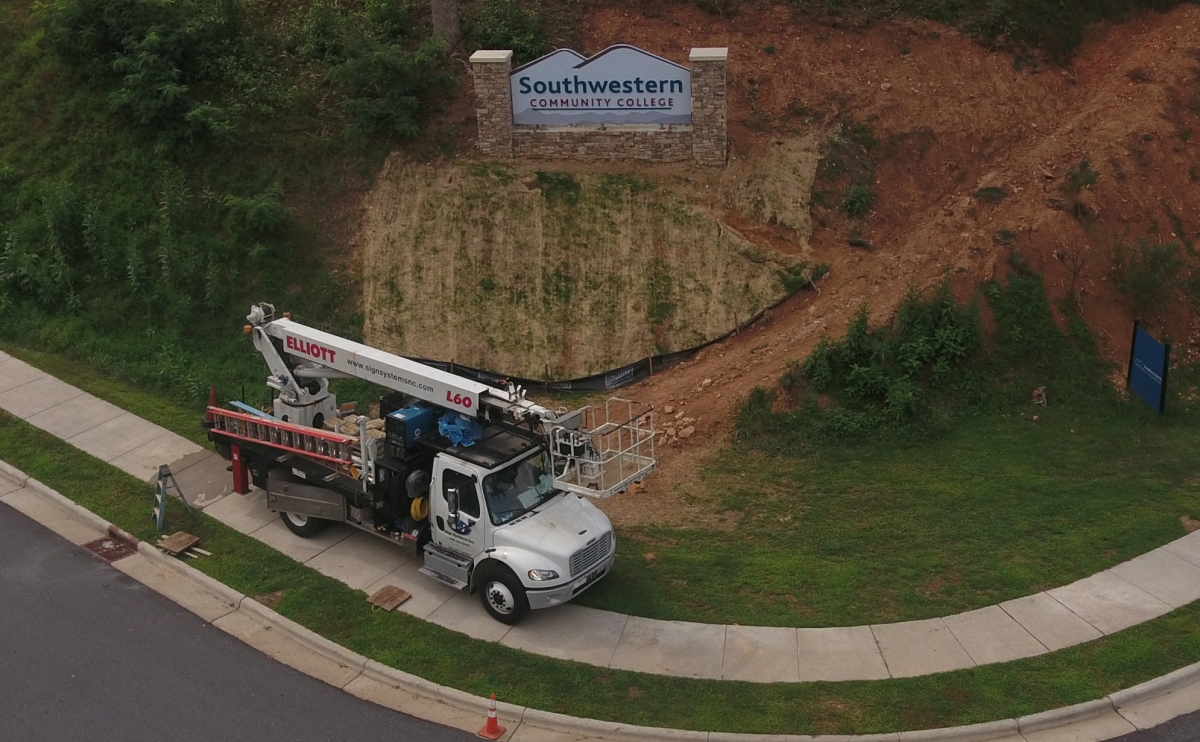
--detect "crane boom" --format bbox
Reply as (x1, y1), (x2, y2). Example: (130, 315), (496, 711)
(247, 303), (560, 425)
(266, 317), (489, 416)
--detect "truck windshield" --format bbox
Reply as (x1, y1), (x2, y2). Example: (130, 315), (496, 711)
(483, 450), (559, 525)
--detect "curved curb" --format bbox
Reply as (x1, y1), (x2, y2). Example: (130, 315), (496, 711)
(134, 540), (248, 609)
(5, 460), (1200, 742)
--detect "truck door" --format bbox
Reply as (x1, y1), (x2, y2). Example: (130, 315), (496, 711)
(431, 457), (487, 558)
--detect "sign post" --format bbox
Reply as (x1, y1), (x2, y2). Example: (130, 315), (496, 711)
(1127, 321), (1171, 413)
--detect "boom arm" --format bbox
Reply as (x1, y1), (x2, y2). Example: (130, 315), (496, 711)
(247, 303), (561, 424)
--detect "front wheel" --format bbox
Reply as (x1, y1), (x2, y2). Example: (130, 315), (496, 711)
(477, 565), (530, 625)
(280, 510), (327, 538)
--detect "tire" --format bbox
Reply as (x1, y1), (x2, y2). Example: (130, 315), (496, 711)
(477, 564), (530, 625)
(280, 510), (327, 538)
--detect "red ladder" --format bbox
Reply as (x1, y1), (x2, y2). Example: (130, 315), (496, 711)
(207, 407), (358, 477)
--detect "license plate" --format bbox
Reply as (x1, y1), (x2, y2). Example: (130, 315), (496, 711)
(572, 566), (605, 593)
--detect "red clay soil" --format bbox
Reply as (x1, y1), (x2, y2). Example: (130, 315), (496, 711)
(579, 3), (1200, 526)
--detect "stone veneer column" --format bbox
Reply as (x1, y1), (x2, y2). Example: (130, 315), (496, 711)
(469, 50), (514, 159)
(689, 47), (728, 167)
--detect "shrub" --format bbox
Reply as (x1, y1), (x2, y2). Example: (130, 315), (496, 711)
(465, 0), (546, 65)
(841, 183), (875, 217)
(220, 185), (294, 237)
(534, 171), (581, 205)
(1111, 240), (1184, 314)
(777, 263), (830, 293)
(328, 35), (454, 138)
(40, 0), (238, 146)
(1063, 157), (1099, 194)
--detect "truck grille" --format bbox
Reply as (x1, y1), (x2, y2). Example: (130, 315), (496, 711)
(569, 532), (613, 578)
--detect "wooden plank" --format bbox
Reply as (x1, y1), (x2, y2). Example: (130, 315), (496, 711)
(158, 531), (200, 556)
(367, 584), (411, 611)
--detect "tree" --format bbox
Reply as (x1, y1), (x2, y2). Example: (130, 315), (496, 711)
(430, 0), (460, 48)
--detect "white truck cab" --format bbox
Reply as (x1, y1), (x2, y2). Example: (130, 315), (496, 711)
(426, 446), (614, 623)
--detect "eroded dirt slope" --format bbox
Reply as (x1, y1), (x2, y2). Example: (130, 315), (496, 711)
(584, 4), (1200, 527)
(360, 145), (821, 378)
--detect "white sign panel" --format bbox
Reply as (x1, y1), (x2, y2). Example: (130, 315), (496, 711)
(511, 45), (691, 126)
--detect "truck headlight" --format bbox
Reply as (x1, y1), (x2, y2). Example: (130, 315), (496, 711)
(528, 569), (559, 581)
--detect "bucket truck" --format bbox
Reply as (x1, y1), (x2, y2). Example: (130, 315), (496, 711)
(203, 303), (656, 624)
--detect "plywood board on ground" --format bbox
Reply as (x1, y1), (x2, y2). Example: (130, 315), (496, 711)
(368, 584), (412, 611)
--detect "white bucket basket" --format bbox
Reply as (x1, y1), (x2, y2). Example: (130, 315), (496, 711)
(550, 398), (657, 498)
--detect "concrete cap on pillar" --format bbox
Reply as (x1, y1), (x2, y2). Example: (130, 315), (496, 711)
(470, 50), (514, 63)
(689, 47), (729, 62)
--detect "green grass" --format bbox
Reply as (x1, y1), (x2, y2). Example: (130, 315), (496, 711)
(6, 406), (1200, 734)
(578, 399), (1200, 626)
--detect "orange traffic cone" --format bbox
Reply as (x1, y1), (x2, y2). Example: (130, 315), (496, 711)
(477, 693), (506, 740)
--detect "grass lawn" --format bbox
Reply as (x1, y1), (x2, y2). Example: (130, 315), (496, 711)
(6, 406), (1200, 734)
(578, 397), (1200, 626)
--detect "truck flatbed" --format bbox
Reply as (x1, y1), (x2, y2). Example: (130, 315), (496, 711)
(416, 424), (541, 470)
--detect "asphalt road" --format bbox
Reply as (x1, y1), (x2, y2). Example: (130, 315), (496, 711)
(0, 501), (475, 742)
(1109, 711), (1200, 742)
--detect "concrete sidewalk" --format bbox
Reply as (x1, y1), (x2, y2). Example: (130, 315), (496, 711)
(4, 350), (1200, 683)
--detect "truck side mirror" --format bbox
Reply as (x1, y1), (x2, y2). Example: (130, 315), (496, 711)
(446, 486), (460, 518)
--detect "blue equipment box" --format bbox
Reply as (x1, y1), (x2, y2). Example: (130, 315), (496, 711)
(386, 403), (438, 450)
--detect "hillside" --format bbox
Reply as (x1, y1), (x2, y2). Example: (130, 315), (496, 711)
(1, 0), (1198, 449)
(576, 3), (1200, 525)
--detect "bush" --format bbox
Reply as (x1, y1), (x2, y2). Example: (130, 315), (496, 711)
(465, 0), (546, 65)
(793, 283), (982, 426)
(328, 35), (454, 138)
(1063, 158), (1099, 194)
(777, 263), (830, 293)
(40, 0), (239, 146)
(1111, 240), (1184, 314)
(219, 185), (294, 237)
(841, 183), (875, 217)
(738, 270), (1115, 447)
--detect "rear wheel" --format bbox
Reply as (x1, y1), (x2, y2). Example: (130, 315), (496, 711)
(477, 564), (530, 625)
(280, 511), (327, 538)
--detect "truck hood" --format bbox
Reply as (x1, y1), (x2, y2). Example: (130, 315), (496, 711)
(492, 493), (612, 570)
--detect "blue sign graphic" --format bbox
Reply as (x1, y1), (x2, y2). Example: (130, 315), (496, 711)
(1127, 323), (1170, 412)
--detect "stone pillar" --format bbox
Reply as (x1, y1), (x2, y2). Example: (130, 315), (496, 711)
(689, 48), (728, 167)
(470, 50), (514, 159)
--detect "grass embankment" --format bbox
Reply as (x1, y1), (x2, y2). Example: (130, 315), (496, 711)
(576, 275), (1200, 626)
(581, 399), (1200, 626)
(5, 405), (1200, 735)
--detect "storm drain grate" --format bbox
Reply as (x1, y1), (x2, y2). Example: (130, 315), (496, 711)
(83, 537), (136, 563)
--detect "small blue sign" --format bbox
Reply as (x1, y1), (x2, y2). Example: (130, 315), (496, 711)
(1128, 323), (1170, 413)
